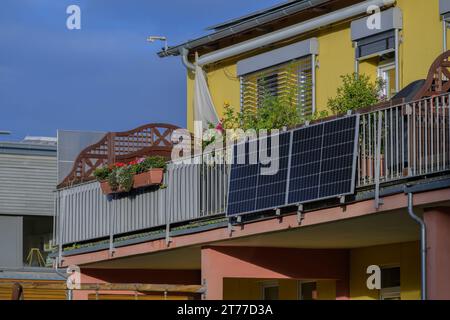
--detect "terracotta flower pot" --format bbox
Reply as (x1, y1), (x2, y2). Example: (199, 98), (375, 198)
(100, 181), (124, 195)
(133, 168), (164, 189)
(99, 168), (164, 195)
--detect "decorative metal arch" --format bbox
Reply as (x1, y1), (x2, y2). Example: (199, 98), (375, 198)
(414, 50), (450, 100)
(59, 123), (180, 188)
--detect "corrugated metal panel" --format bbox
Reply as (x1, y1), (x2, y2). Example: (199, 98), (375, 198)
(0, 216), (22, 268)
(56, 163), (228, 245)
(0, 154), (56, 216)
(0, 280), (66, 300)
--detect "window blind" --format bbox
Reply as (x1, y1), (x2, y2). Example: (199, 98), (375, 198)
(240, 56), (313, 117)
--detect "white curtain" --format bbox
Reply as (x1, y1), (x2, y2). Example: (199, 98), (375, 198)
(193, 64), (220, 129)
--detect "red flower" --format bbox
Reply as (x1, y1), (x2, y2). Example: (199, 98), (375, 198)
(115, 162), (126, 168)
(128, 160), (138, 166)
(215, 122), (224, 133)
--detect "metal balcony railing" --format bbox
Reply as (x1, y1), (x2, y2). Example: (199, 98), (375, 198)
(54, 94), (450, 249)
(54, 156), (229, 247)
(357, 93), (450, 187)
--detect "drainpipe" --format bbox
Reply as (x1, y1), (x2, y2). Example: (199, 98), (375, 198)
(407, 192), (427, 300)
(180, 47), (195, 71)
(444, 19), (448, 52)
(394, 28), (400, 93)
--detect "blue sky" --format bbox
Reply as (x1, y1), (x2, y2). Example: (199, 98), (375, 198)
(0, 0), (280, 140)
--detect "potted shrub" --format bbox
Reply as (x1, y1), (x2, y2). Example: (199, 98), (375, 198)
(132, 157), (166, 189)
(93, 156), (166, 195)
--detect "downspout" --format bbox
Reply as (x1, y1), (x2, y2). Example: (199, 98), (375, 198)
(407, 192), (427, 300)
(180, 47), (195, 71)
(394, 28), (400, 93)
(444, 19), (448, 52)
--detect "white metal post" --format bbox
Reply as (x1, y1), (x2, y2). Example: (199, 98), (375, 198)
(444, 19), (448, 52)
(395, 29), (400, 93)
(311, 54), (316, 114)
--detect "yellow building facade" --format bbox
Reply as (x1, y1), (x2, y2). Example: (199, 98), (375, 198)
(185, 0), (445, 132)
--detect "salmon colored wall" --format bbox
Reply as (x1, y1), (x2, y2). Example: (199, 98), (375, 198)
(185, 0), (445, 131)
(73, 268), (201, 300)
(349, 241), (420, 300)
(202, 246), (349, 300)
(424, 207), (450, 300)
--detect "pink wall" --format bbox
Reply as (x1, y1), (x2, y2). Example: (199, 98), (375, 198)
(73, 268), (200, 300)
(424, 207), (450, 300)
(201, 246), (349, 300)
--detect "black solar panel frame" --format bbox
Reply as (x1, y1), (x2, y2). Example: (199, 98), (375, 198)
(226, 115), (360, 217)
(287, 115), (360, 206)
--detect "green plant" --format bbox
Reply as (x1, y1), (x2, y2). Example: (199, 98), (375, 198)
(107, 168), (119, 191)
(137, 156), (167, 173)
(327, 73), (385, 115)
(116, 166), (134, 192)
(93, 156), (167, 192)
(93, 166), (111, 181)
(221, 100), (329, 134)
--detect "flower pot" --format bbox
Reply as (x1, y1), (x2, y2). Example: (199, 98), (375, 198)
(133, 168), (164, 189)
(100, 181), (124, 195)
(359, 155), (385, 180)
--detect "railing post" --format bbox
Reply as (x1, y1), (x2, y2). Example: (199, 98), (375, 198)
(107, 132), (116, 165)
(375, 111), (383, 209)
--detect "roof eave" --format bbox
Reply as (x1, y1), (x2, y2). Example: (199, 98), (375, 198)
(157, 0), (332, 58)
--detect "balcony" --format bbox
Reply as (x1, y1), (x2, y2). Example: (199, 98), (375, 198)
(54, 52), (450, 257)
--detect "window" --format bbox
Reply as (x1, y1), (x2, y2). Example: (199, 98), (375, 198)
(298, 281), (317, 300)
(380, 266), (401, 300)
(261, 281), (279, 300)
(241, 56), (313, 117)
(378, 59), (397, 99)
(23, 216), (53, 267)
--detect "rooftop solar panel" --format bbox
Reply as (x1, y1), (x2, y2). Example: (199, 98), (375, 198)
(226, 115), (359, 217)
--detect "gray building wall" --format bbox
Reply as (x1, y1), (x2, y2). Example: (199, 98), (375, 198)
(0, 150), (57, 217)
(0, 216), (22, 268)
(0, 141), (57, 268)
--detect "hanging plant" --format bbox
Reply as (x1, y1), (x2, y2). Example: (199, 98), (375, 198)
(93, 156), (166, 195)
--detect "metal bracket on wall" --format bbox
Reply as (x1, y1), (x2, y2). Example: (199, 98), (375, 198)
(227, 217), (234, 236)
(109, 194), (116, 256)
(202, 279), (207, 300)
(165, 222), (172, 247)
(297, 204), (304, 225)
(109, 235), (115, 257)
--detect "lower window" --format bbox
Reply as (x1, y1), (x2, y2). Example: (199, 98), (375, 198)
(380, 266), (401, 300)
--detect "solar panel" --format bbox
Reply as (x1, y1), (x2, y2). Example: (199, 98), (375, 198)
(287, 115), (359, 204)
(226, 115), (359, 217)
(226, 140), (260, 215)
(255, 131), (291, 211)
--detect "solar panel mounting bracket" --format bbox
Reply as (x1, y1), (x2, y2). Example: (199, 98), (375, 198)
(227, 218), (233, 236)
(297, 204), (304, 225)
